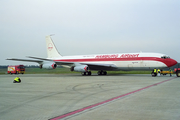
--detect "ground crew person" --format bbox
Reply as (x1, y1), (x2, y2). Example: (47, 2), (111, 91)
(13, 77), (21, 83)
(157, 69), (161, 76)
(169, 68), (172, 77)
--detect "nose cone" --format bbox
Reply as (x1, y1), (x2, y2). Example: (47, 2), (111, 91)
(167, 58), (178, 67)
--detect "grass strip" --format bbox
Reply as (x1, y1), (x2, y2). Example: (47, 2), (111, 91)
(0, 67), (152, 75)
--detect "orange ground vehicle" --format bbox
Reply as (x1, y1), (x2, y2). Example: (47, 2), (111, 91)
(7, 65), (25, 74)
(159, 68), (180, 77)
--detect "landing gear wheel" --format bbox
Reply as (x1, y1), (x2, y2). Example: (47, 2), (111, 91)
(88, 71), (92, 75)
(81, 72), (86, 76)
(81, 71), (91, 76)
(97, 71), (107, 75)
(97, 71), (102, 75)
(103, 71), (107, 75)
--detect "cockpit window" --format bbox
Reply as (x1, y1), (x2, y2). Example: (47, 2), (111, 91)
(161, 56), (170, 59)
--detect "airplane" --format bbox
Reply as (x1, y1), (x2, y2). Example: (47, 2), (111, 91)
(7, 35), (177, 76)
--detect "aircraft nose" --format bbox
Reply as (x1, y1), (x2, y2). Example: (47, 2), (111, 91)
(168, 58), (177, 67)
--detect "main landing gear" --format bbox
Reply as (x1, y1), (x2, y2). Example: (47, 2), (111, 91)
(81, 71), (92, 76)
(81, 71), (107, 76)
(97, 70), (107, 75)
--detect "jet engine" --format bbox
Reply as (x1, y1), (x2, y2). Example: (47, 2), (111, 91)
(71, 65), (88, 72)
(40, 62), (57, 69)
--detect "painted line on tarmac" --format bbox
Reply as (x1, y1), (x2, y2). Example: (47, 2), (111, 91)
(50, 77), (177, 120)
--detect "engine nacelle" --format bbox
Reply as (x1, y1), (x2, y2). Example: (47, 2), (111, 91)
(40, 62), (57, 69)
(71, 65), (88, 72)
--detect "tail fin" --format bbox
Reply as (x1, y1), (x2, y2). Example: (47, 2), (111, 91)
(46, 35), (62, 58)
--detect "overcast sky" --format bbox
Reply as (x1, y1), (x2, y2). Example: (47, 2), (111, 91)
(1, 0), (180, 65)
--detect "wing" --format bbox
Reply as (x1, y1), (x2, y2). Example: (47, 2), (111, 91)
(7, 57), (118, 71)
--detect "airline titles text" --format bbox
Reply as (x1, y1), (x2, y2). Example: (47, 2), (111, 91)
(95, 54), (139, 59)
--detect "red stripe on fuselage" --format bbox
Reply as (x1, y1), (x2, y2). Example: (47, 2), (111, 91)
(54, 57), (176, 67)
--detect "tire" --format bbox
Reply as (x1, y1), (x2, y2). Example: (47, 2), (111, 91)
(97, 71), (107, 75)
(81, 72), (86, 76)
(97, 71), (101, 75)
(151, 72), (157, 77)
(176, 70), (180, 77)
(103, 71), (107, 75)
(88, 71), (92, 75)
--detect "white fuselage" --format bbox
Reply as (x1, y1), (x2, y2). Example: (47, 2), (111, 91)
(53, 52), (177, 71)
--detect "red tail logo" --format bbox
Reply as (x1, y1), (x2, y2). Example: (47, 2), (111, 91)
(48, 43), (53, 51)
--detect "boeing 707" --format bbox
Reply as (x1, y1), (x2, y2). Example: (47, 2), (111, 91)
(7, 35), (177, 76)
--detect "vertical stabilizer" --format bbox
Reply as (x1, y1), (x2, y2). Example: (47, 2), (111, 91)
(46, 36), (62, 58)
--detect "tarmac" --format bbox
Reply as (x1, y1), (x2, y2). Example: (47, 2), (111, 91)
(0, 74), (180, 120)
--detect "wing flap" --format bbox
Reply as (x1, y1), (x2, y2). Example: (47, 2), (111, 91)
(6, 58), (42, 63)
(27, 56), (53, 61)
(83, 63), (118, 71)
